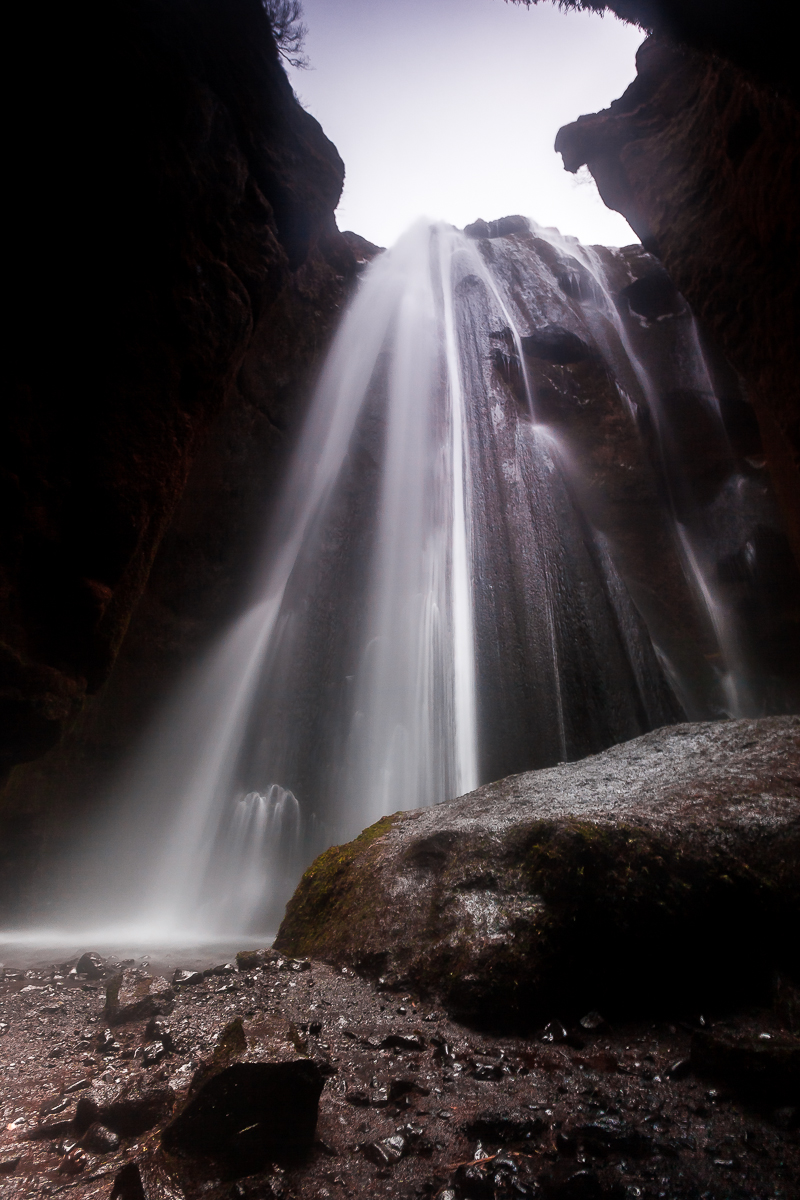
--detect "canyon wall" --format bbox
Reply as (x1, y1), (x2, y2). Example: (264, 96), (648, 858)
(524, 1), (800, 567)
(1, 0), (365, 911)
(555, 34), (800, 571)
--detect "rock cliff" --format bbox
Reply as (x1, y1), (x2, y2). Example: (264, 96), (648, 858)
(1, 0), (362, 905)
(554, 29), (800, 565)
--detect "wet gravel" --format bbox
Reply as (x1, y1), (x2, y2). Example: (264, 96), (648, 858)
(0, 951), (797, 1199)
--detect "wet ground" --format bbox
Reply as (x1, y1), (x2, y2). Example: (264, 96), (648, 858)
(0, 949), (797, 1199)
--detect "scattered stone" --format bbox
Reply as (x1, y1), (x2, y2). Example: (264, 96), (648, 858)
(75, 952), (105, 980)
(388, 1077), (430, 1102)
(380, 1032), (426, 1051)
(235, 948), (279, 971)
(161, 1060), (324, 1175)
(104, 969), (175, 1025)
(75, 1082), (173, 1136)
(80, 1122), (121, 1153)
(361, 1133), (405, 1166)
(64, 1077), (92, 1094)
(58, 1147), (88, 1175)
(579, 1011), (606, 1032)
(561, 1118), (652, 1158)
(145, 1016), (176, 1050)
(204, 962), (238, 977)
(172, 969), (203, 986)
(142, 1040), (167, 1065)
(97, 1027), (121, 1053)
(0, 1155), (21, 1174)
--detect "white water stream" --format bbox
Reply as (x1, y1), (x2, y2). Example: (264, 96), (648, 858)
(11, 217), (786, 951)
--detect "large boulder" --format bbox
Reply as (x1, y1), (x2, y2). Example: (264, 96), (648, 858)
(276, 716), (800, 1028)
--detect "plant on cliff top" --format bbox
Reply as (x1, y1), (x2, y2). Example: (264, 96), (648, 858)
(263, 0), (310, 69)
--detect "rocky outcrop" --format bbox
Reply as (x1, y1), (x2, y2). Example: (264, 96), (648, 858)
(521, 2), (797, 102)
(555, 34), (800, 565)
(276, 716), (800, 1028)
(2, 0), (355, 783)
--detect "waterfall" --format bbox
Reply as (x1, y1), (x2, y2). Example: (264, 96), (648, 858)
(57, 218), (792, 941)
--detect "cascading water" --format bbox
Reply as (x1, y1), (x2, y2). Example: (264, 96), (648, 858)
(54, 217), (796, 942)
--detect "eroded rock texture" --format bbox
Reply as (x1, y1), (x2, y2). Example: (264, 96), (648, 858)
(2, 0), (353, 781)
(276, 716), (800, 1028)
(2, 0), (364, 903)
(555, 34), (800, 564)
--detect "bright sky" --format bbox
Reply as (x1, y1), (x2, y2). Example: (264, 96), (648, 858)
(287, 0), (644, 248)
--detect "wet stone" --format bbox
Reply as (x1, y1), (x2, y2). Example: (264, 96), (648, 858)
(145, 1016), (176, 1049)
(81, 1122), (121, 1153)
(104, 969), (175, 1025)
(75, 952), (105, 980)
(173, 969), (204, 986)
(97, 1027), (121, 1053)
(161, 1059), (324, 1176)
(380, 1032), (426, 1051)
(579, 1011), (607, 1032)
(142, 1039), (167, 1065)
(361, 1133), (405, 1166)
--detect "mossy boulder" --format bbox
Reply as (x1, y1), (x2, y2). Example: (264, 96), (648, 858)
(276, 716), (800, 1028)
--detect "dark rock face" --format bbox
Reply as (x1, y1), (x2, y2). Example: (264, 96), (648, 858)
(2, 0), (354, 784)
(1, 0), (359, 908)
(555, 34), (800, 566)
(162, 1060), (324, 1175)
(276, 716), (800, 1028)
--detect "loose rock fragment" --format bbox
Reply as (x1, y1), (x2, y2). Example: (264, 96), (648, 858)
(173, 969), (204, 986)
(142, 1039), (167, 1065)
(81, 1121), (121, 1153)
(104, 969), (175, 1025)
(76, 952), (105, 979)
(161, 1059), (324, 1176)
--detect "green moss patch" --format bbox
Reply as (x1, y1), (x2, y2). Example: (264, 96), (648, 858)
(275, 813), (399, 957)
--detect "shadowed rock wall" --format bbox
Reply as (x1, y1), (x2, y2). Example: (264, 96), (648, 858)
(1, 0), (362, 909)
(552, 23), (799, 565)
